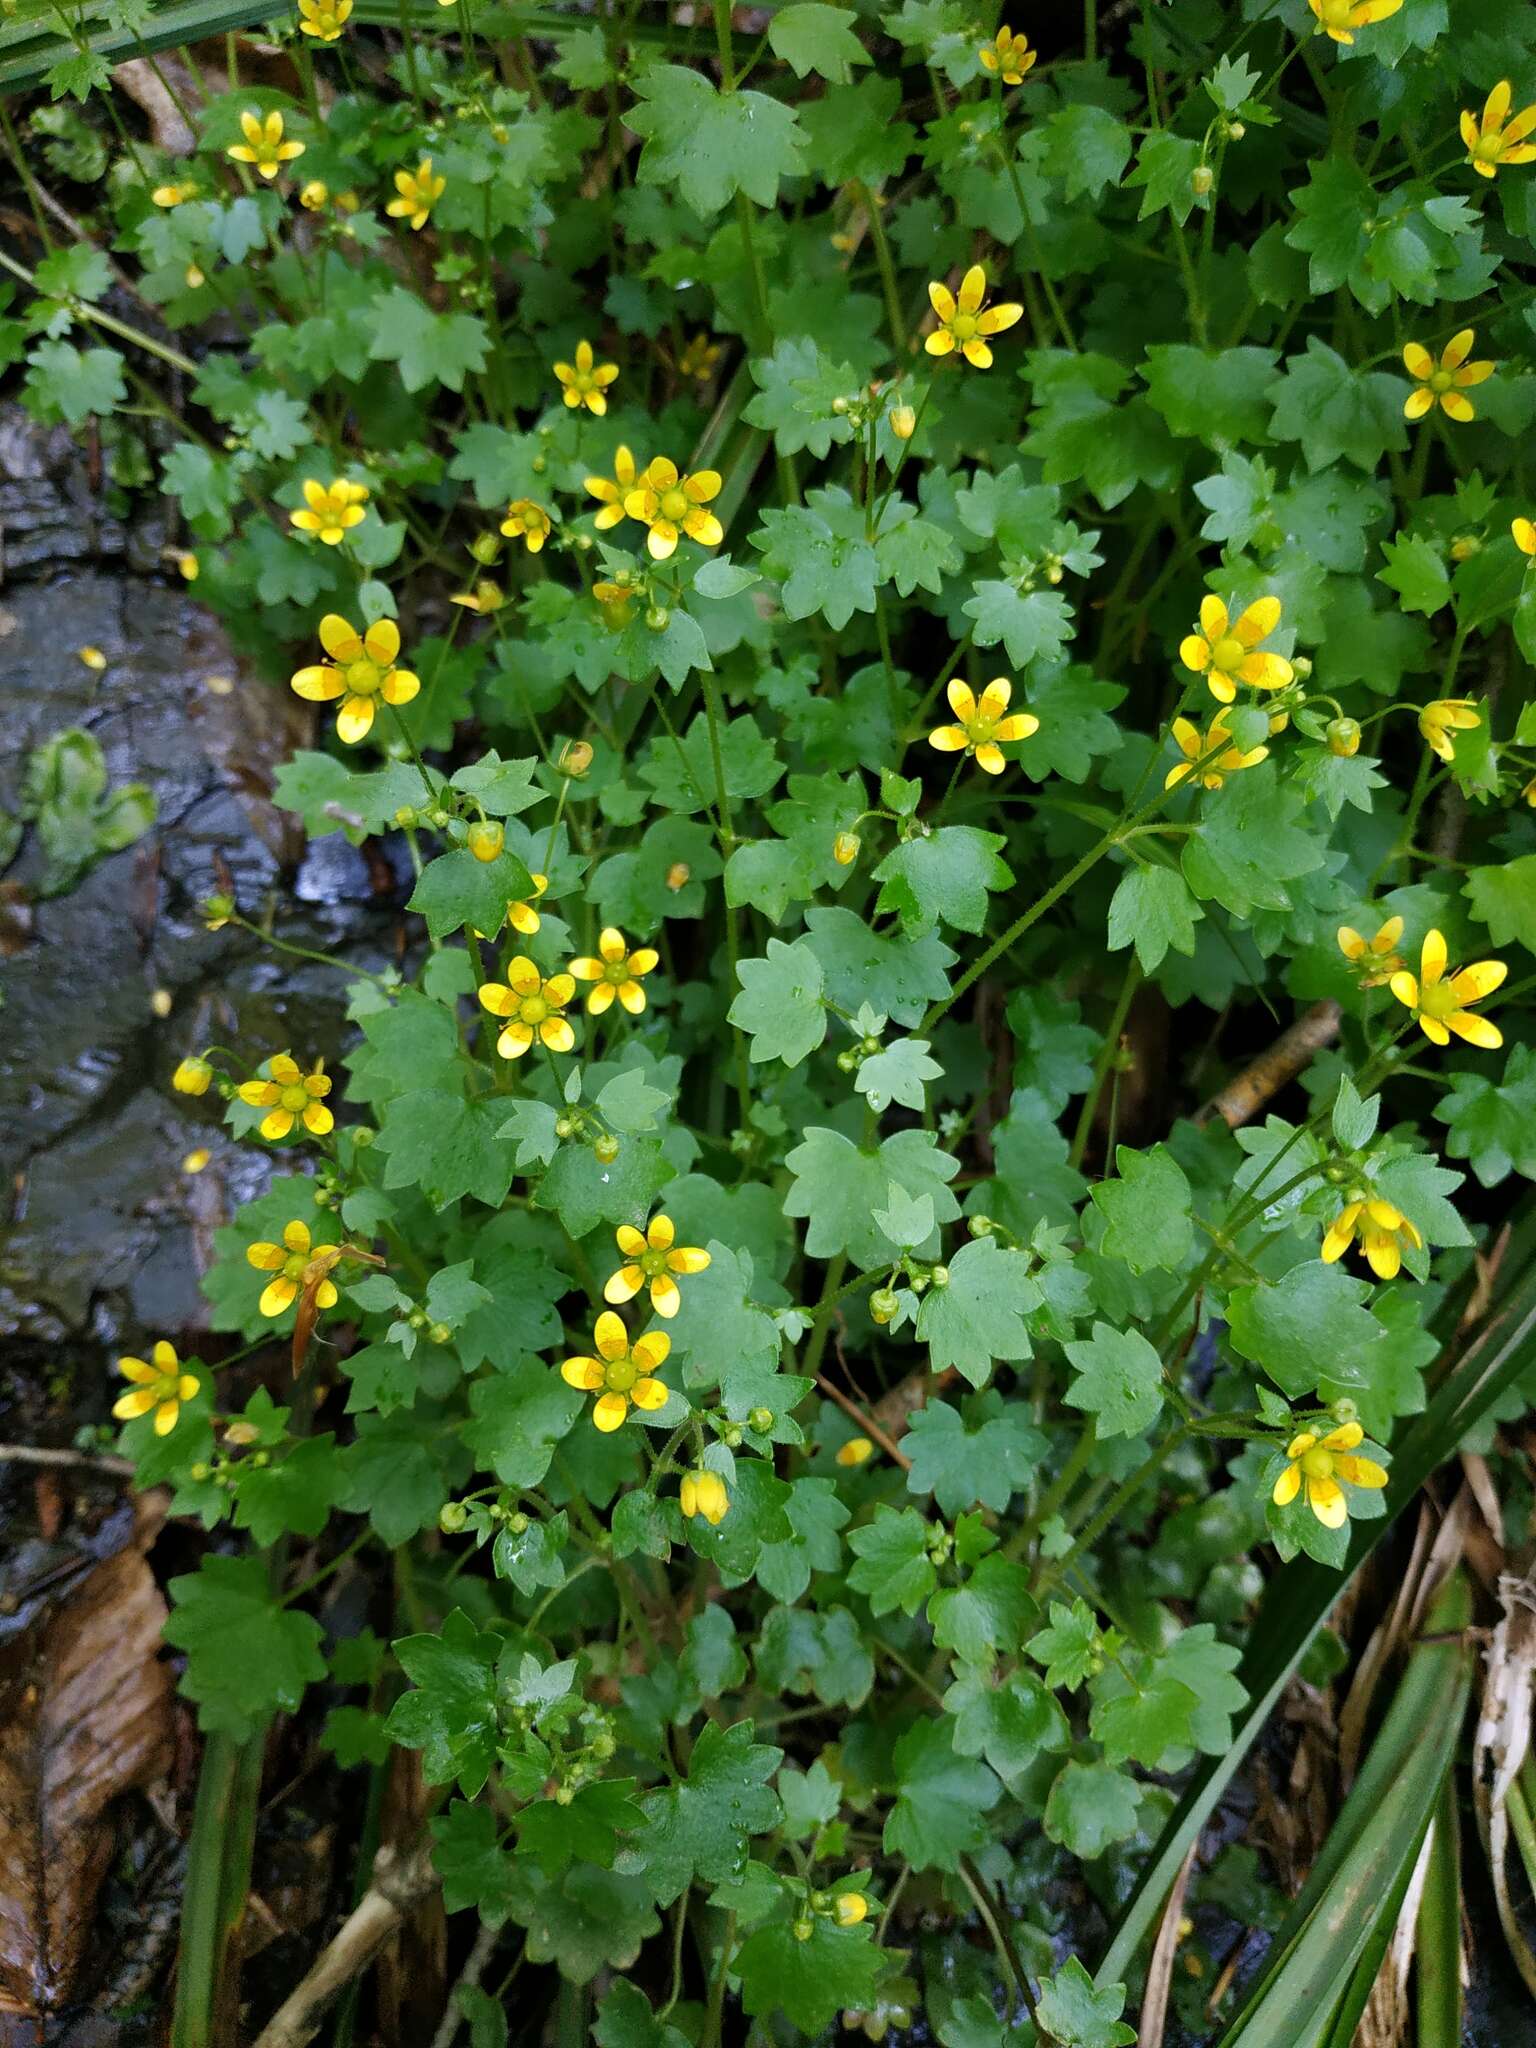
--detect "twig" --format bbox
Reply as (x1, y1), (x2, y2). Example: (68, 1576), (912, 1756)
(1197, 1000), (1341, 1130)
(0, 1442), (135, 1476)
(429, 1920), (498, 2048)
(250, 1840), (440, 2048)
(814, 1374), (912, 1471)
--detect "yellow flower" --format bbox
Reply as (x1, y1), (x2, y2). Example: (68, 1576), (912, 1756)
(1513, 516), (1536, 557)
(290, 614), (420, 744)
(1164, 714), (1268, 791)
(1271, 1421), (1386, 1528)
(449, 580), (506, 614)
(836, 1436), (875, 1468)
(78, 646), (107, 671)
(504, 873), (549, 936)
(227, 108), (304, 179)
(478, 958), (576, 1057)
(246, 1218), (340, 1319)
(1307, 0), (1402, 42)
(593, 578), (640, 626)
(237, 1053), (334, 1141)
(300, 179), (329, 210)
(1337, 915), (1404, 986)
(152, 181), (199, 207)
(927, 676), (1038, 774)
(386, 158), (445, 230)
(177, 551), (200, 580)
(182, 1147), (211, 1173)
(585, 447), (640, 531)
(500, 498), (552, 553)
(678, 332), (723, 381)
(1390, 928), (1505, 1049)
(290, 476), (368, 545)
(172, 1054), (213, 1096)
(1402, 330), (1494, 422)
(114, 1340), (200, 1437)
(924, 263), (1023, 369)
(1418, 696), (1480, 762)
(604, 1213), (710, 1318)
(978, 25), (1034, 83)
(570, 927), (659, 1015)
(833, 1894), (869, 1928)
(680, 1469), (729, 1525)
(560, 1311), (669, 1432)
(833, 831), (860, 866)
(1322, 1197), (1423, 1280)
(1524, 776), (1536, 809)
(297, 0), (351, 38)
(554, 339), (619, 416)
(1461, 79), (1536, 179)
(1179, 595), (1293, 703)
(624, 458), (723, 561)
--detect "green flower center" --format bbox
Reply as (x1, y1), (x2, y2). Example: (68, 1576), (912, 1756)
(1300, 1447), (1335, 1480)
(1418, 979), (1458, 1019)
(280, 1084), (309, 1111)
(640, 1248), (669, 1277)
(519, 993), (550, 1023)
(949, 311), (980, 340)
(604, 958), (631, 984)
(1429, 368), (1454, 393)
(1474, 133), (1503, 161)
(283, 1252), (308, 1280)
(1320, 0), (1351, 20)
(659, 487), (690, 523)
(1211, 634), (1245, 670)
(604, 1357), (638, 1393)
(346, 657), (383, 694)
(967, 715), (996, 743)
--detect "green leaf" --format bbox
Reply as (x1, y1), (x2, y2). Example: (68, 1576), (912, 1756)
(766, 3), (868, 82)
(944, 1667), (1068, 1783)
(961, 582), (1074, 668)
(516, 1779), (645, 1878)
(633, 1719), (782, 1905)
(1042, 104), (1133, 201)
(915, 1238), (1043, 1387)
(1126, 131), (1204, 225)
(164, 1555), (326, 1741)
(928, 1553), (1036, 1666)
(1106, 865), (1203, 972)
(1035, 1958), (1136, 2048)
(1226, 1261), (1390, 1399)
(629, 64), (807, 215)
(232, 1435), (344, 1547)
(22, 339), (126, 425)
(735, 1913), (887, 2034)
(855, 1035), (942, 1114)
(636, 711), (782, 813)
(1045, 1761), (1143, 1857)
(744, 337), (859, 459)
(882, 1718), (1001, 1872)
(903, 1394), (1044, 1513)
(387, 1609), (504, 1796)
(592, 1981), (690, 2048)
(1064, 1322), (1165, 1438)
(1377, 533), (1452, 615)
(407, 847), (535, 941)
(728, 938), (827, 1066)
(367, 288), (489, 393)
(1435, 1045), (1536, 1186)
(785, 1126), (960, 1270)
(846, 1506), (937, 1616)
(1141, 345), (1279, 445)
(376, 1090), (517, 1211)
(462, 1358), (583, 1488)
(1090, 1145), (1193, 1274)
(1028, 1598), (1101, 1690)
(873, 825), (1013, 936)
(753, 497), (879, 630)
(1181, 765), (1325, 917)
(1268, 337), (1409, 473)
(1464, 854), (1536, 955)
(342, 1410), (466, 1545)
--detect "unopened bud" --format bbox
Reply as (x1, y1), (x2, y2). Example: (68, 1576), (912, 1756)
(1327, 717), (1361, 758)
(749, 1406), (774, 1432)
(558, 739), (594, 778)
(1191, 164), (1214, 196)
(173, 1055), (213, 1096)
(439, 1501), (468, 1532)
(967, 1213), (994, 1237)
(645, 605), (670, 632)
(833, 831), (860, 866)
(889, 404), (916, 441)
(429, 1322), (451, 1344)
(395, 805), (417, 827)
(666, 861), (690, 890)
(467, 819), (504, 862)
(870, 1287), (899, 1325)
(594, 1133), (620, 1164)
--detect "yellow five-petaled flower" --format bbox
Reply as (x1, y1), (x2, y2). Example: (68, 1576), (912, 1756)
(1337, 915), (1404, 986)
(500, 499), (552, 553)
(925, 264), (1022, 370)
(570, 927), (658, 1015)
(1272, 1421), (1386, 1528)
(238, 1054), (334, 1141)
(290, 614), (420, 744)
(1403, 330), (1494, 422)
(386, 159), (445, 230)
(227, 108), (304, 179)
(246, 1219), (341, 1319)
(585, 446), (640, 531)
(1179, 595), (1294, 703)
(1390, 928), (1505, 1049)
(1307, 0), (1402, 43)
(114, 1340), (200, 1437)
(1418, 696), (1480, 762)
(680, 1469), (729, 1525)
(624, 458), (723, 561)
(554, 339), (619, 416)
(1322, 1197), (1422, 1280)
(604, 1213), (710, 1318)
(978, 25), (1034, 84)
(478, 959), (576, 1057)
(561, 1311), (669, 1432)
(1165, 714), (1268, 791)
(291, 477), (368, 545)
(1461, 79), (1536, 179)
(927, 677), (1038, 774)
(297, 0), (351, 40)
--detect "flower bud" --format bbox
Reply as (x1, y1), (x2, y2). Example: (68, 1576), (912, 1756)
(1332, 1397), (1359, 1425)
(834, 1893), (869, 1928)
(352, 1125), (376, 1148)
(1228, 120), (1246, 141)
(1449, 534), (1481, 563)
(837, 1050), (860, 1073)
(467, 819), (504, 862)
(831, 395), (850, 416)
(889, 404), (916, 441)
(1191, 164), (1215, 196)
(300, 179), (328, 210)
(645, 605), (670, 632)
(395, 805), (418, 827)
(507, 1511), (529, 1535)
(177, 552), (199, 581)
(967, 1213), (994, 1238)
(749, 1406), (774, 1433)
(793, 1918), (815, 1943)
(594, 1133), (620, 1164)
(555, 1115), (576, 1139)
(666, 862), (690, 890)
(428, 806), (451, 828)
(470, 532), (501, 565)
(429, 1322), (451, 1344)
(1292, 654), (1313, 681)
(833, 831), (860, 866)
(173, 1055), (213, 1096)
(190, 1462), (211, 1482)
(870, 1287), (899, 1325)
(1327, 717), (1361, 758)
(439, 1501), (468, 1532)
(930, 1264), (950, 1288)
(558, 739), (594, 778)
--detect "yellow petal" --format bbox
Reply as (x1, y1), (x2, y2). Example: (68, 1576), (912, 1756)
(1307, 1478), (1347, 1529)
(631, 1376), (668, 1412)
(927, 279), (956, 323)
(632, 1330), (671, 1371)
(957, 264), (987, 313)
(649, 1273), (680, 1317)
(593, 1392), (629, 1432)
(1449, 960), (1506, 1002)
(1420, 930), (1447, 985)
(260, 1276), (299, 1317)
(616, 1224), (647, 1258)
(562, 1356), (605, 1390)
(1334, 1454), (1388, 1490)
(594, 1311), (629, 1360)
(1444, 1010), (1502, 1049)
(1272, 1462), (1301, 1508)
(604, 1266), (644, 1305)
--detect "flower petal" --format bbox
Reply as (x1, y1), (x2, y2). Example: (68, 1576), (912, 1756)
(1444, 1010), (1503, 1049)
(631, 1376), (669, 1411)
(1421, 929), (1447, 985)
(1307, 1477), (1348, 1528)
(1449, 960), (1506, 1002)
(594, 1311), (629, 1360)
(562, 1356), (605, 1390)
(1272, 1462), (1301, 1507)
(592, 1392), (629, 1432)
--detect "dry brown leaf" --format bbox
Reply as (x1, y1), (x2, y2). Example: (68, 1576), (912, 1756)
(0, 1507), (174, 2015)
